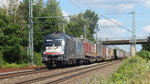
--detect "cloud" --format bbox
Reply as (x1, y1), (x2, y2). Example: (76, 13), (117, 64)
(0, 0), (9, 8)
(143, 25), (150, 33)
(73, 0), (137, 12)
(98, 19), (122, 26)
(97, 19), (127, 39)
(72, 0), (150, 13)
(143, 0), (150, 8)
(62, 10), (70, 22)
(62, 11), (69, 16)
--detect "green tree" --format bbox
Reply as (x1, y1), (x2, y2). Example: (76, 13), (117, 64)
(33, 0), (63, 52)
(67, 13), (86, 37)
(66, 9), (99, 41)
(0, 12), (28, 63)
(142, 36), (150, 51)
(84, 9), (99, 40)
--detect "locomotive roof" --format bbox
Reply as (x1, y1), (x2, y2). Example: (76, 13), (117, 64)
(46, 33), (73, 39)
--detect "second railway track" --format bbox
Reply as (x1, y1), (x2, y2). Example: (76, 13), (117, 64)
(0, 67), (48, 80)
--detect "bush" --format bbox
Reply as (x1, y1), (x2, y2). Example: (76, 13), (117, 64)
(0, 51), (6, 67)
(136, 50), (150, 60)
(109, 56), (148, 84)
(3, 45), (28, 64)
(34, 52), (43, 66)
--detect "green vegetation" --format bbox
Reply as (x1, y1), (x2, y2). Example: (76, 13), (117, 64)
(1, 63), (28, 68)
(142, 36), (150, 51)
(0, 0), (99, 68)
(136, 50), (150, 60)
(110, 56), (149, 84)
(93, 55), (150, 84)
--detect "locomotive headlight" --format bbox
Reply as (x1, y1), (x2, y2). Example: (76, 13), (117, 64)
(43, 51), (46, 54)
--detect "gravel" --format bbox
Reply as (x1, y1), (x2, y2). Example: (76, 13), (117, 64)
(59, 61), (122, 84)
(0, 61), (122, 84)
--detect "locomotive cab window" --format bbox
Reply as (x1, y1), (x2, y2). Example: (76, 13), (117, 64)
(54, 39), (62, 46)
(45, 38), (63, 46)
(46, 39), (53, 46)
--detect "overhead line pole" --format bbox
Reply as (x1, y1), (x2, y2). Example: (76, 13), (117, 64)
(29, 0), (34, 65)
(129, 11), (136, 56)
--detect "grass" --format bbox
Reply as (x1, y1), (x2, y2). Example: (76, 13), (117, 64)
(93, 56), (150, 84)
(1, 63), (29, 68)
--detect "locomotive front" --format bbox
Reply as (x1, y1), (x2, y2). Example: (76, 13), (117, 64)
(42, 34), (65, 64)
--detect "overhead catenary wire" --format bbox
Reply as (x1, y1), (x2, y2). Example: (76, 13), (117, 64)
(67, 0), (132, 34)
(100, 14), (132, 32)
(70, 0), (83, 11)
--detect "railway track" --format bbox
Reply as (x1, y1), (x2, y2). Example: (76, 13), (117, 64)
(15, 60), (120, 84)
(0, 67), (48, 80)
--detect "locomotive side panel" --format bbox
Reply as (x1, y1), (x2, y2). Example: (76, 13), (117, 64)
(75, 39), (85, 59)
(65, 39), (76, 60)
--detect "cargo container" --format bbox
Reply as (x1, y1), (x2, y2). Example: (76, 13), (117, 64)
(80, 39), (95, 57)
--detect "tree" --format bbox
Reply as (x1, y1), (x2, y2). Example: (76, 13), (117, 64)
(142, 36), (150, 51)
(33, 0), (63, 52)
(84, 10), (99, 40)
(66, 9), (99, 41)
(0, 11), (28, 63)
(66, 13), (86, 37)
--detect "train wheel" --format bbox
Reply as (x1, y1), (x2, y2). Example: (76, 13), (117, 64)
(46, 63), (56, 69)
(79, 59), (84, 65)
(47, 64), (53, 69)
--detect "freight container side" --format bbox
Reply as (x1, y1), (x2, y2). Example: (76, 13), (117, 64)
(82, 40), (95, 57)
(103, 47), (107, 58)
(106, 47), (109, 58)
(110, 48), (114, 59)
(103, 46), (111, 60)
(116, 50), (120, 59)
(94, 44), (97, 56)
(108, 47), (112, 59)
(120, 52), (123, 58)
(96, 44), (103, 57)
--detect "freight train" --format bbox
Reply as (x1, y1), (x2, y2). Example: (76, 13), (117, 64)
(42, 33), (126, 69)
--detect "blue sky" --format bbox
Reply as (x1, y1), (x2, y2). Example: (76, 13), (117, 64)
(55, 0), (150, 52)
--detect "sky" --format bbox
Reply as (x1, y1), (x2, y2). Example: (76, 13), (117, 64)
(1, 0), (150, 52)
(56, 0), (150, 52)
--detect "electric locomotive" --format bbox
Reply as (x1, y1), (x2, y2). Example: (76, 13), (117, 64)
(42, 33), (85, 68)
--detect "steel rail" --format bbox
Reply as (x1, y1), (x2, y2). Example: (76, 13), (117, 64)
(47, 60), (120, 84)
(16, 61), (120, 84)
(0, 67), (48, 80)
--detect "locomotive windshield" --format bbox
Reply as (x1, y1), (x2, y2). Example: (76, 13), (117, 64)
(46, 38), (63, 46)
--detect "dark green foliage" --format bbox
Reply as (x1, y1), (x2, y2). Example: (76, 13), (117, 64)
(0, 9), (28, 64)
(33, 0), (63, 52)
(34, 52), (43, 66)
(136, 50), (150, 60)
(142, 36), (150, 51)
(0, 48), (6, 67)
